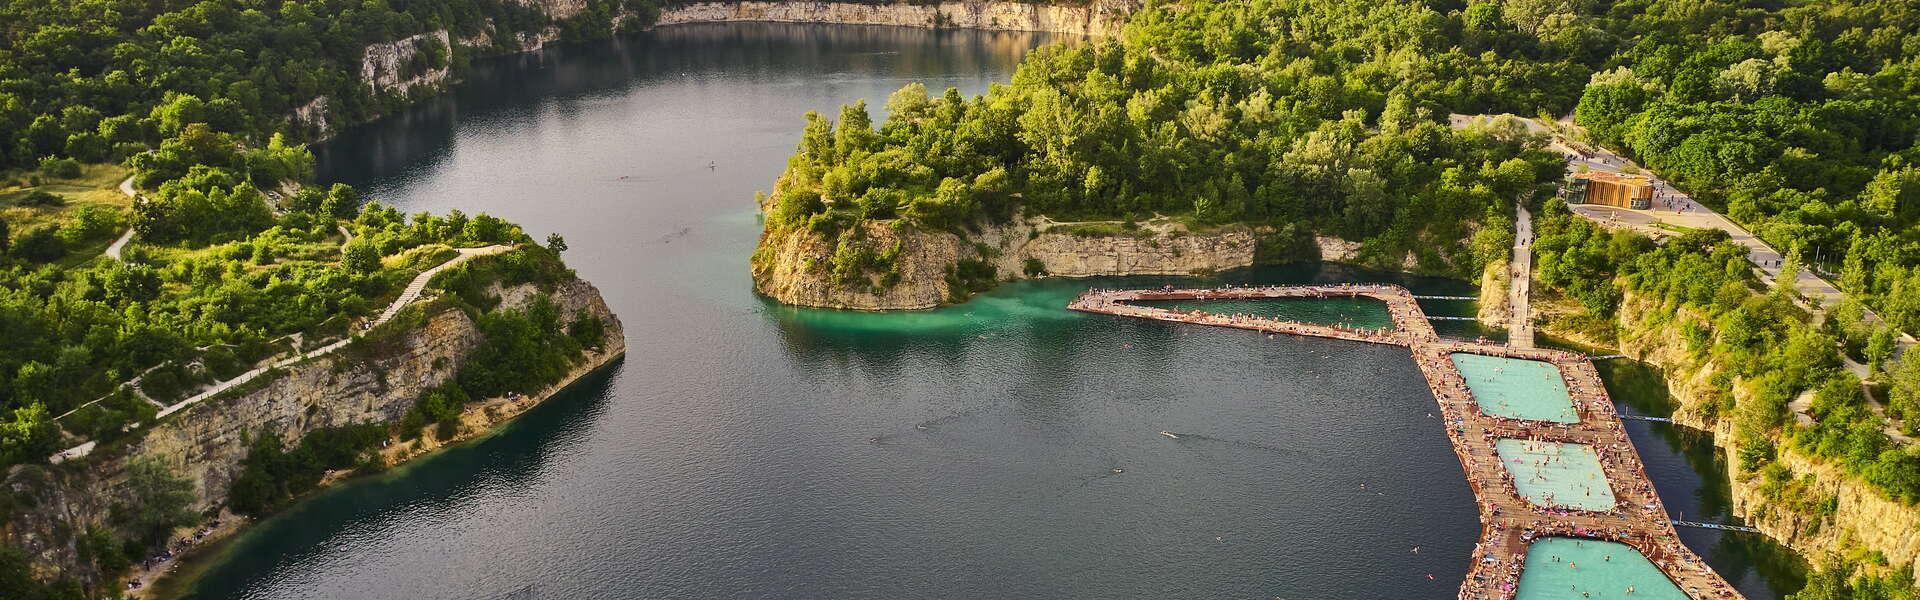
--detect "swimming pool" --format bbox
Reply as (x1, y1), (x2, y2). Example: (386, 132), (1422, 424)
(1517, 537), (1688, 600)
(1496, 439), (1616, 511)
(1129, 297), (1394, 330)
(1450, 353), (1578, 423)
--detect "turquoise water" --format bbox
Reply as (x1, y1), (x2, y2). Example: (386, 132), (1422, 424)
(1130, 298), (1394, 330)
(1451, 353), (1578, 423)
(163, 22), (1798, 600)
(1496, 439), (1615, 511)
(1518, 538), (1689, 600)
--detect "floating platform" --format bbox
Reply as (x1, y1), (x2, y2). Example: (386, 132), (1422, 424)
(1068, 284), (1743, 600)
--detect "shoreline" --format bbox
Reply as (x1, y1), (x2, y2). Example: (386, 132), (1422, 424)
(130, 345), (628, 599)
(1071, 284), (1743, 599)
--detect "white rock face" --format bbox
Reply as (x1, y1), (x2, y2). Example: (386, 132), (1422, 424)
(1, 278), (623, 578)
(290, 95), (330, 136)
(361, 30), (454, 97)
(753, 218), (1256, 310)
(656, 0), (1135, 35)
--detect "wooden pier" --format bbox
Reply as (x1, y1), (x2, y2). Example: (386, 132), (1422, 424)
(1069, 284), (1744, 600)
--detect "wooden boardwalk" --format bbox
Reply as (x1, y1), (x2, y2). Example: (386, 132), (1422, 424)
(1069, 285), (1743, 600)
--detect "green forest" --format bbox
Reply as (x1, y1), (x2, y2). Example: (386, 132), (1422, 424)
(768, 0), (1920, 343)
(759, 0), (1920, 596)
(0, 0), (638, 596)
(3, 0), (1920, 596)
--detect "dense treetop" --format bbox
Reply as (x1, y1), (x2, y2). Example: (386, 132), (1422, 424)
(767, 0), (1920, 337)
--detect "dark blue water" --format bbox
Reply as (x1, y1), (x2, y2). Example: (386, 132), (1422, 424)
(163, 23), (1799, 600)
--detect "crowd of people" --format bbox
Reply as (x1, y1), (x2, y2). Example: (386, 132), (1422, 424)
(1070, 282), (1438, 344)
(1070, 283), (1743, 599)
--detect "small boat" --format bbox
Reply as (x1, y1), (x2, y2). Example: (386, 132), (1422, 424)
(1159, 431), (1180, 439)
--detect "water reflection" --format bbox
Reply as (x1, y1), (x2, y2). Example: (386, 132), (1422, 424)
(163, 363), (622, 599)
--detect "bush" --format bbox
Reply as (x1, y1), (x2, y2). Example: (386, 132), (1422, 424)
(1023, 257), (1046, 277)
(227, 424), (387, 516)
(13, 190), (63, 207)
(36, 156), (81, 179)
(11, 226), (64, 262)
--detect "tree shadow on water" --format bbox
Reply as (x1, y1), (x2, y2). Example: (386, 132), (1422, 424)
(164, 360), (624, 599)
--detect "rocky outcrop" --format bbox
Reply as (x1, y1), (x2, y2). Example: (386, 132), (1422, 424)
(289, 96), (331, 138)
(520, 0), (589, 21)
(1313, 234), (1361, 262)
(1581, 290), (1920, 582)
(361, 30), (454, 97)
(1476, 257), (1511, 325)
(752, 217), (1256, 310)
(1, 276), (624, 584)
(656, 0), (1135, 35)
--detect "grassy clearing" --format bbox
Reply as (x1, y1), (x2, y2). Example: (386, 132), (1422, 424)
(0, 164), (132, 233)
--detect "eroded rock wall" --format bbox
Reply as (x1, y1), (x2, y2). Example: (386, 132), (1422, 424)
(1596, 290), (1920, 582)
(360, 30), (454, 97)
(656, 0), (1134, 35)
(752, 218), (1256, 310)
(1, 278), (624, 582)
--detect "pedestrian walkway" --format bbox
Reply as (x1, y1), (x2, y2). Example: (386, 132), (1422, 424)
(1451, 113), (1913, 354)
(52, 245), (514, 461)
(105, 176), (139, 261)
(1510, 201), (1534, 348)
(1068, 284), (1743, 600)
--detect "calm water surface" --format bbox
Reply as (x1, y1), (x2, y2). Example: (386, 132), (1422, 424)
(169, 23), (1799, 599)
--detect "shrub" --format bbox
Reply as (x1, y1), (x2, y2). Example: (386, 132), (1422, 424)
(13, 190), (63, 207)
(36, 156), (81, 179)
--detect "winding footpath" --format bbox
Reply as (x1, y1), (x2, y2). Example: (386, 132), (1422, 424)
(51, 245), (512, 462)
(1070, 285), (1741, 600)
(105, 176), (138, 261)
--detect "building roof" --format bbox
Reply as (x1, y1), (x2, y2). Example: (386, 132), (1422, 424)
(1573, 171), (1651, 187)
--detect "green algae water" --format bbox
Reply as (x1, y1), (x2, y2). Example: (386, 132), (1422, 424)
(1518, 538), (1689, 600)
(1452, 353), (1580, 423)
(1496, 439), (1617, 511)
(1130, 297), (1394, 329)
(159, 23), (1800, 600)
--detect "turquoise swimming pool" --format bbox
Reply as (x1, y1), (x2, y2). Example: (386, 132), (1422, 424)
(1451, 353), (1578, 423)
(1496, 439), (1616, 511)
(1517, 537), (1688, 600)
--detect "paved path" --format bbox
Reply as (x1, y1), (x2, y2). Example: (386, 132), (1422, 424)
(105, 176), (139, 261)
(1071, 284), (1743, 600)
(155, 245), (509, 420)
(53, 245), (513, 459)
(1451, 114), (1914, 354)
(1511, 202), (1535, 348)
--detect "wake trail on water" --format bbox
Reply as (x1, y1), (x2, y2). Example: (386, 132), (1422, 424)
(1161, 431), (1315, 461)
(867, 404), (997, 445)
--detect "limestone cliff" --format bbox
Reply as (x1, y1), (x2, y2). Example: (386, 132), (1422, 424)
(657, 0), (1135, 35)
(0, 277), (624, 585)
(1560, 289), (1920, 582)
(752, 217), (1257, 310)
(360, 30), (454, 98)
(292, 0), (1133, 134)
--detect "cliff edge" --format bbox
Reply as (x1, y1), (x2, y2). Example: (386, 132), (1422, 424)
(752, 217), (1259, 310)
(1, 273), (624, 587)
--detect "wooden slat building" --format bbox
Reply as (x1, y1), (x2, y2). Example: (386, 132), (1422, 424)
(1566, 171), (1653, 209)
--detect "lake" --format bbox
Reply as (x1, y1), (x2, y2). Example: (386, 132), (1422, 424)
(166, 22), (1800, 600)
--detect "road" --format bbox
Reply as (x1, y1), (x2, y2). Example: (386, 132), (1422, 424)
(1452, 113), (1914, 357)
